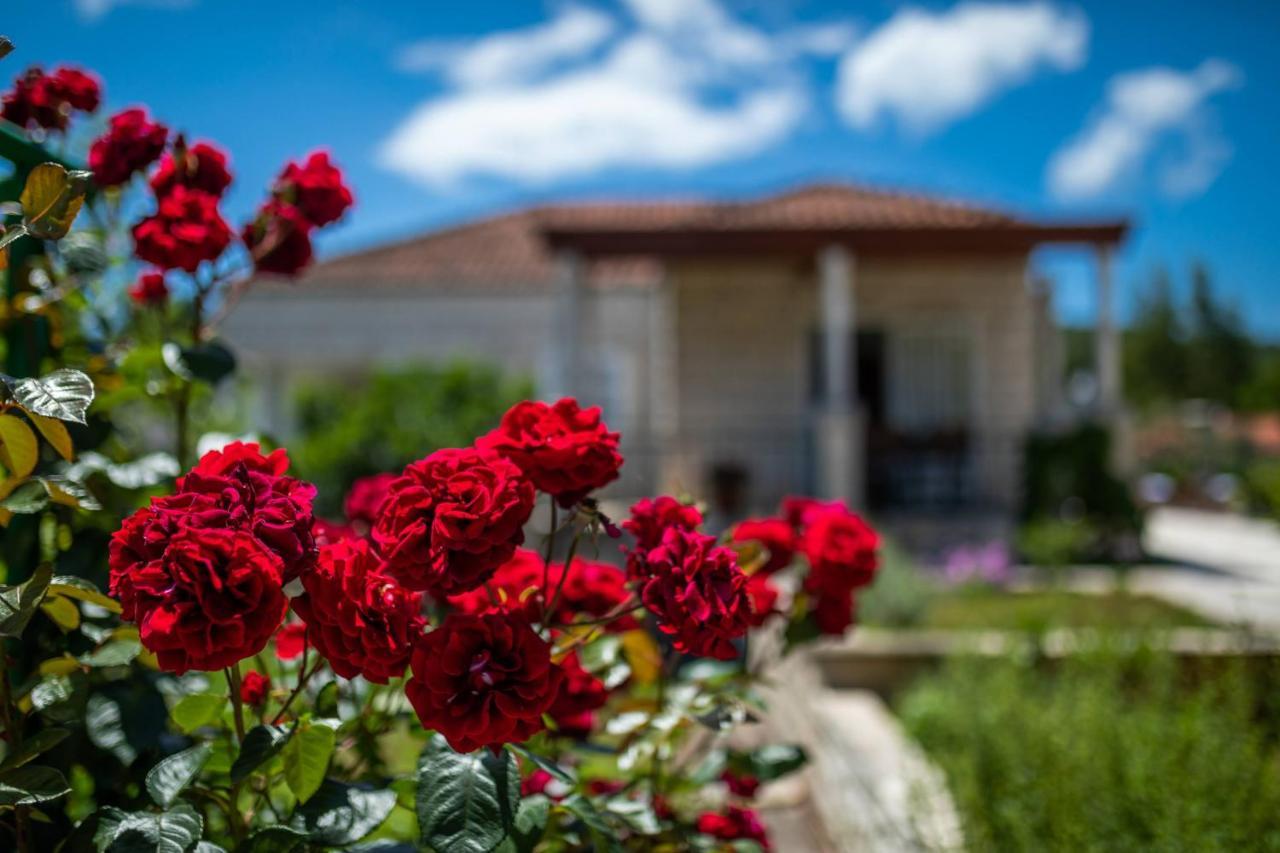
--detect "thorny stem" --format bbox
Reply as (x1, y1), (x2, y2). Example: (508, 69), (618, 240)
(557, 599), (643, 629)
(540, 501), (558, 618)
(272, 655), (323, 725)
(226, 666), (246, 744)
(544, 519), (585, 625)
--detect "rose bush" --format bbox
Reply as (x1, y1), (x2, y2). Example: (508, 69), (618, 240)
(0, 47), (883, 853)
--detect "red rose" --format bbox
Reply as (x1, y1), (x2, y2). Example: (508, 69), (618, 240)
(109, 526), (287, 674)
(782, 495), (847, 531)
(732, 517), (797, 575)
(406, 612), (563, 753)
(800, 507), (880, 591)
(293, 539), (424, 683)
(807, 587), (855, 635)
(313, 518), (358, 547)
(344, 472), (396, 526)
(548, 652), (608, 739)
(1, 65), (100, 131)
(90, 107), (168, 187)
(638, 528), (752, 660)
(746, 574), (780, 627)
(243, 200), (314, 277)
(241, 670), (271, 707)
(128, 271), (169, 307)
(697, 806), (770, 848)
(150, 137), (233, 199)
(622, 496), (702, 578)
(478, 398), (622, 508)
(177, 442), (318, 582)
(372, 447), (535, 595)
(275, 620), (308, 661)
(722, 769), (761, 799)
(275, 150), (353, 227)
(132, 185), (232, 272)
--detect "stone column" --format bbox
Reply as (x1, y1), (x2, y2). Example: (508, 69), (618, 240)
(548, 249), (583, 401)
(816, 244), (863, 506)
(648, 271), (682, 494)
(1094, 244), (1121, 418)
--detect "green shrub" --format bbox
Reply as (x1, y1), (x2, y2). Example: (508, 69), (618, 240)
(857, 542), (938, 628)
(900, 648), (1280, 851)
(291, 361), (532, 515)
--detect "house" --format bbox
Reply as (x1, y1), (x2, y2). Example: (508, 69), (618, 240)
(223, 183), (1128, 533)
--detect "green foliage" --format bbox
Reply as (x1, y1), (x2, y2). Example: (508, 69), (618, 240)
(855, 543), (938, 628)
(416, 734), (519, 853)
(900, 649), (1280, 851)
(291, 361), (532, 514)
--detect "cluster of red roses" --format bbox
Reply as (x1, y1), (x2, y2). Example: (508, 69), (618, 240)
(0, 64), (101, 132)
(108, 395), (879, 766)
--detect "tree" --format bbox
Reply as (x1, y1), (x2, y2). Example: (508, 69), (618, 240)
(1186, 262), (1255, 406)
(1124, 266), (1188, 407)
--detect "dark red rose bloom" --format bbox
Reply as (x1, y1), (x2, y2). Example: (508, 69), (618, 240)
(622, 496), (703, 579)
(89, 107), (168, 187)
(782, 495), (847, 532)
(372, 447), (535, 595)
(406, 612), (564, 753)
(478, 398), (622, 508)
(697, 806), (770, 848)
(132, 185), (232, 272)
(1, 65), (100, 131)
(344, 472), (396, 526)
(638, 527), (753, 660)
(548, 652), (607, 739)
(175, 442), (317, 583)
(109, 525), (287, 674)
(243, 200), (314, 277)
(746, 574), (780, 628)
(128, 271), (168, 307)
(722, 769), (761, 799)
(585, 779), (626, 797)
(241, 670), (271, 707)
(275, 620), (308, 661)
(800, 507), (880, 591)
(275, 150), (353, 227)
(807, 587), (856, 635)
(313, 518), (358, 547)
(520, 769), (561, 799)
(448, 550), (637, 632)
(150, 137), (233, 199)
(732, 517), (797, 575)
(293, 539), (424, 684)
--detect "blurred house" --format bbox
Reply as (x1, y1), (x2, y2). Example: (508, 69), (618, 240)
(223, 183), (1127, 525)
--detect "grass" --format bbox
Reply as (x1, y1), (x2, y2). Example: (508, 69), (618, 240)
(914, 587), (1210, 632)
(899, 648), (1280, 851)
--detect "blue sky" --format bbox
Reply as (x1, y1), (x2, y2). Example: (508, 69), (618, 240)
(6, 0), (1279, 335)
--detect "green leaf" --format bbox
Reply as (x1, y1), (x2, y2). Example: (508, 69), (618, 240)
(0, 480), (48, 515)
(39, 475), (102, 511)
(746, 744), (807, 782)
(0, 37), (13, 61)
(290, 780), (397, 846)
(162, 341), (237, 385)
(146, 743), (212, 808)
(560, 794), (621, 853)
(0, 562), (52, 637)
(86, 694), (137, 766)
(29, 675), (77, 713)
(50, 575), (122, 613)
(283, 720), (334, 804)
(509, 795), (551, 853)
(314, 682), (339, 719)
(230, 725), (291, 784)
(0, 765), (70, 806)
(93, 802), (203, 853)
(79, 638), (141, 668)
(416, 735), (519, 853)
(508, 744), (575, 784)
(2, 369), (95, 425)
(0, 728), (69, 772)
(170, 694), (227, 734)
(241, 826), (309, 853)
(20, 163), (90, 240)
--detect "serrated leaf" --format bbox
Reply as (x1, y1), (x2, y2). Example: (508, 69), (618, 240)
(509, 795), (551, 853)
(416, 735), (519, 853)
(0, 413), (38, 478)
(290, 780), (397, 846)
(0, 480), (48, 514)
(3, 368), (95, 425)
(40, 593), (80, 631)
(0, 764), (70, 806)
(241, 825), (309, 853)
(146, 743), (212, 808)
(40, 475), (101, 511)
(29, 675), (76, 712)
(0, 563), (52, 637)
(28, 412), (73, 461)
(0, 728), (69, 772)
(79, 637), (141, 668)
(93, 802), (203, 853)
(20, 163), (90, 240)
(231, 725), (292, 784)
(87, 693), (137, 766)
(283, 720), (334, 804)
(171, 694), (227, 734)
(50, 575), (121, 613)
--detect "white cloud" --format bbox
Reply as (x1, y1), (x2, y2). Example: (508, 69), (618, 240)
(381, 0), (838, 187)
(395, 6), (615, 88)
(836, 2), (1087, 134)
(1048, 59), (1241, 200)
(74, 0), (194, 22)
